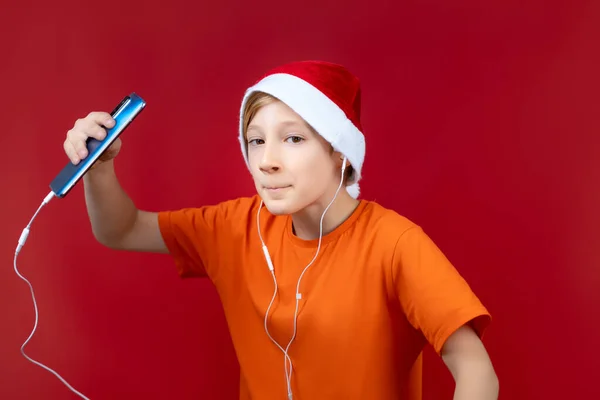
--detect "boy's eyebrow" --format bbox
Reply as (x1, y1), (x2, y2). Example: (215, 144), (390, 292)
(248, 120), (307, 131)
(278, 120), (307, 129)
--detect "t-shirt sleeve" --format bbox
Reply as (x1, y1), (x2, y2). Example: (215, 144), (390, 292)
(391, 226), (492, 355)
(157, 197), (252, 280)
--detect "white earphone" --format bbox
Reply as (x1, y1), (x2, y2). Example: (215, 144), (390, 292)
(256, 156), (348, 400)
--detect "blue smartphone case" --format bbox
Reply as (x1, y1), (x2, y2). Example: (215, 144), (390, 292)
(49, 93), (146, 198)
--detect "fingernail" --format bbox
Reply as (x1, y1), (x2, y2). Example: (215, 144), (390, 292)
(105, 118), (115, 127)
(79, 150), (87, 158)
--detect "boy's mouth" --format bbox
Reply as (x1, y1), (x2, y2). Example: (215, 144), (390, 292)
(264, 185), (291, 192)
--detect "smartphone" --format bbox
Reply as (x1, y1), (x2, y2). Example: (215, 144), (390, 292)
(49, 92), (146, 198)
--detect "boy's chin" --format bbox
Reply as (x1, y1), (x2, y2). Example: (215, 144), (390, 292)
(261, 197), (303, 216)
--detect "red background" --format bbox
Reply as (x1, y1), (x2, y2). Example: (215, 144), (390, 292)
(2, 1), (599, 399)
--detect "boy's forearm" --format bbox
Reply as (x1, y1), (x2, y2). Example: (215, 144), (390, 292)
(453, 370), (499, 400)
(83, 160), (138, 247)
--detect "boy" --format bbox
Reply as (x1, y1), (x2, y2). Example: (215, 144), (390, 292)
(64, 60), (498, 399)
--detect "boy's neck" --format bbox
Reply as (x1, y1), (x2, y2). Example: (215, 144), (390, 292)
(291, 192), (360, 241)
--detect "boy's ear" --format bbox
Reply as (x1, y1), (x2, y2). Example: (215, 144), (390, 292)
(332, 152), (353, 182)
(338, 154), (350, 168)
(332, 150), (345, 165)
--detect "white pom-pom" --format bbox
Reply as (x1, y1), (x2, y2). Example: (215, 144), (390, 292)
(346, 183), (360, 199)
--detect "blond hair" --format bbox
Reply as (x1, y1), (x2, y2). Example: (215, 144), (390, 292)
(242, 92), (279, 139)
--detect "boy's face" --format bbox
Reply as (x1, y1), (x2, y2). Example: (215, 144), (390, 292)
(246, 100), (342, 215)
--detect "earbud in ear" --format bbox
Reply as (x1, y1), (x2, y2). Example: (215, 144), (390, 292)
(341, 156), (347, 173)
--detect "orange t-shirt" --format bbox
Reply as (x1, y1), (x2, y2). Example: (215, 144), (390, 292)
(158, 195), (491, 400)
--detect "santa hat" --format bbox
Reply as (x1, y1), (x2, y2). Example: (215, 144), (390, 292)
(238, 60), (366, 199)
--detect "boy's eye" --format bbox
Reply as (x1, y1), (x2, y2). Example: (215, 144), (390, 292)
(286, 136), (304, 144)
(248, 138), (265, 146)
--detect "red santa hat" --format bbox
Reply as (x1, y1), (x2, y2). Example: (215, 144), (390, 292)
(238, 60), (366, 199)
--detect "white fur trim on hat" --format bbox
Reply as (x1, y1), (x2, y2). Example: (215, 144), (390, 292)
(239, 73), (365, 199)
(346, 182), (360, 199)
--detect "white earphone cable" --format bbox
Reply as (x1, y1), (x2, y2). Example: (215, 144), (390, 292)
(258, 158), (348, 400)
(14, 191), (91, 400)
(257, 204), (295, 394)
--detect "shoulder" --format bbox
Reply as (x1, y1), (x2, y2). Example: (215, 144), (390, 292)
(159, 195), (261, 219)
(353, 200), (455, 271)
(357, 200), (421, 240)
(361, 202), (445, 266)
(157, 195), (263, 237)
(207, 194), (262, 219)
(343, 200), (424, 267)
